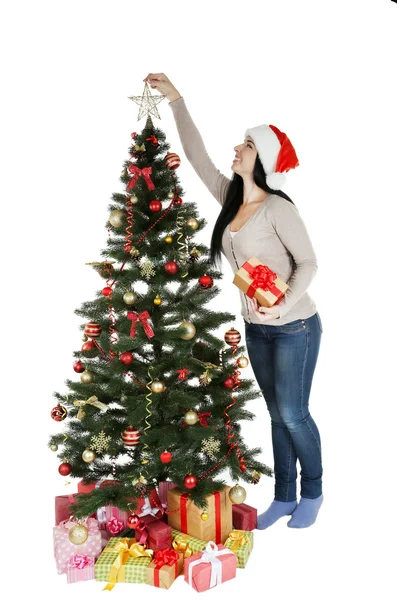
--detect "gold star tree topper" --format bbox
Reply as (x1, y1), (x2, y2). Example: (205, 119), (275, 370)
(128, 81), (166, 121)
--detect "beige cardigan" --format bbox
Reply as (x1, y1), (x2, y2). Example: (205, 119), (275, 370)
(169, 96), (318, 326)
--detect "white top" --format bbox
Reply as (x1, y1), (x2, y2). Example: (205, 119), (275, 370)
(230, 230), (238, 238)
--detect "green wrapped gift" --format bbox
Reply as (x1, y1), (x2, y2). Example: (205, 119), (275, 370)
(171, 528), (207, 555)
(95, 536), (153, 589)
(224, 530), (254, 568)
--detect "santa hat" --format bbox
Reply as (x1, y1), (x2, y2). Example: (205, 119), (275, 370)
(244, 123), (299, 190)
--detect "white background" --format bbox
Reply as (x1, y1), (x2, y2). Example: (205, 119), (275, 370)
(2, 0), (396, 598)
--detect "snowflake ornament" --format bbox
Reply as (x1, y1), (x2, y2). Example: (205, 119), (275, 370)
(201, 437), (221, 458)
(140, 258), (156, 280)
(90, 430), (112, 454)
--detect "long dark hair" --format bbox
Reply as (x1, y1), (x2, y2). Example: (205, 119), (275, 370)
(209, 155), (296, 267)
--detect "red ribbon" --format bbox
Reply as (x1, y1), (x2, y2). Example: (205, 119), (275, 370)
(127, 310), (155, 339)
(146, 135), (159, 146)
(180, 493), (189, 533)
(135, 519), (148, 545)
(153, 549), (179, 587)
(127, 164), (155, 191)
(179, 491), (221, 544)
(176, 367), (190, 380)
(241, 261), (283, 304)
(181, 411), (211, 428)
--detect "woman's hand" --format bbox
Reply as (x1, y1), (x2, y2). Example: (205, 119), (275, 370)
(248, 296), (281, 322)
(143, 73), (181, 102)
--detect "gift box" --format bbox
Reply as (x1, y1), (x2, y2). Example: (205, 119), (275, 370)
(97, 505), (128, 533)
(233, 256), (288, 308)
(53, 517), (102, 575)
(55, 493), (78, 525)
(184, 541), (237, 592)
(232, 503), (257, 531)
(94, 536), (153, 589)
(224, 530), (254, 568)
(146, 548), (184, 589)
(66, 554), (95, 584)
(167, 487), (233, 544)
(158, 481), (178, 507)
(135, 515), (172, 551)
(171, 529), (208, 555)
(77, 479), (117, 494)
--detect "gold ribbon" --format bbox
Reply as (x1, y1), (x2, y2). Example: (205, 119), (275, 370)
(172, 536), (193, 558)
(103, 537), (153, 591)
(73, 395), (108, 420)
(226, 530), (249, 552)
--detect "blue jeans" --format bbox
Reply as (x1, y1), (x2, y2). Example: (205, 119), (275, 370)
(244, 312), (323, 502)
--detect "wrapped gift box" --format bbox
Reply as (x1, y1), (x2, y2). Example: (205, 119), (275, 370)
(167, 487), (233, 544)
(53, 517), (102, 575)
(77, 479), (117, 494)
(233, 256), (288, 308)
(171, 529), (208, 555)
(146, 548), (184, 589)
(184, 541), (237, 592)
(134, 515), (172, 551)
(224, 530), (254, 568)
(158, 481), (178, 507)
(55, 493), (78, 525)
(95, 536), (153, 589)
(96, 505), (128, 533)
(232, 503), (257, 531)
(66, 554), (95, 584)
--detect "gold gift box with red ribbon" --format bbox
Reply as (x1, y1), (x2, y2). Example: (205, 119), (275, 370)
(233, 256), (288, 308)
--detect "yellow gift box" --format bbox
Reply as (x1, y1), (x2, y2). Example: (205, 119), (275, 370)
(233, 256), (288, 308)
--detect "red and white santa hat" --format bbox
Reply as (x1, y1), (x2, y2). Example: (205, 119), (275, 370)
(244, 123), (299, 190)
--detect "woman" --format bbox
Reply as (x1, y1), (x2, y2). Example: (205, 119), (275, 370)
(143, 73), (324, 529)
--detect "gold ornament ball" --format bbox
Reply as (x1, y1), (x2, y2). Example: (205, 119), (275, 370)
(201, 511), (209, 521)
(130, 194), (138, 204)
(167, 191), (174, 199)
(237, 356), (249, 368)
(123, 291), (137, 305)
(82, 334), (88, 342)
(151, 379), (165, 393)
(186, 217), (199, 230)
(82, 448), (96, 463)
(80, 370), (94, 384)
(109, 209), (125, 227)
(50, 444), (58, 452)
(68, 523), (89, 545)
(164, 235), (173, 244)
(184, 410), (199, 425)
(179, 320), (196, 340)
(229, 484), (247, 504)
(154, 295), (162, 306)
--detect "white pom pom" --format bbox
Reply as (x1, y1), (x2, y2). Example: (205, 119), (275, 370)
(266, 171), (287, 190)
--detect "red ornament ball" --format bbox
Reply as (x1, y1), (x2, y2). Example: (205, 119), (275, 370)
(149, 199), (162, 212)
(102, 286), (112, 296)
(84, 321), (102, 339)
(51, 404), (68, 421)
(165, 152), (181, 170)
(223, 377), (236, 389)
(82, 340), (96, 352)
(173, 197), (183, 206)
(120, 351), (134, 365)
(73, 360), (85, 373)
(127, 513), (140, 528)
(165, 261), (179, 275)
(198, 274), (214, 289)
(122, 426), (140, 447)
(224, 327), (241, 346)
(160, 451), (173, 464)
(58, 462), (72, 476)
(184, 474), (197, 489)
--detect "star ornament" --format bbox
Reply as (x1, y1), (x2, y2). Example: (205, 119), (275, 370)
(128, 81), (166, 121)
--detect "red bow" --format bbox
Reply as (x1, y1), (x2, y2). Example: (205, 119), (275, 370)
(153, 548), (179, 567)
(127, 164), (155, 191)
(181, 411), (211, 427)
(146, 135), (159, 146)
(127, 310), (155, 339)
(131, 132), (137, 139)
(176, 367), (190, 380)
(135, 519), (148, 545)
(242, 262), (283, 302)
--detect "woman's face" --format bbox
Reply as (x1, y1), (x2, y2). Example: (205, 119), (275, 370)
(232, 135), (257, 176)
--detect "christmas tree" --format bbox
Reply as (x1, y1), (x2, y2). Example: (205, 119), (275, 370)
(48, 82), (272, 523)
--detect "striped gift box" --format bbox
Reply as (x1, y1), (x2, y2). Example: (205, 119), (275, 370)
(95, 537), (153, 585)
(171, 529), (207, 555)
(224, 530), (254, 568)
(66, 555), (95, 584)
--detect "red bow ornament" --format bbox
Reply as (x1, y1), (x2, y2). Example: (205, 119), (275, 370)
(127, 310), (155, 339)
(127, 164), (155, 191)
(146, 134), (159, 146)
(176, 367), (190, 380)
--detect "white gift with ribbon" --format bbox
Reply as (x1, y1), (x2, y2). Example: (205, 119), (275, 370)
(138, 495), (162, 518)
(188, 541), (234, 589)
